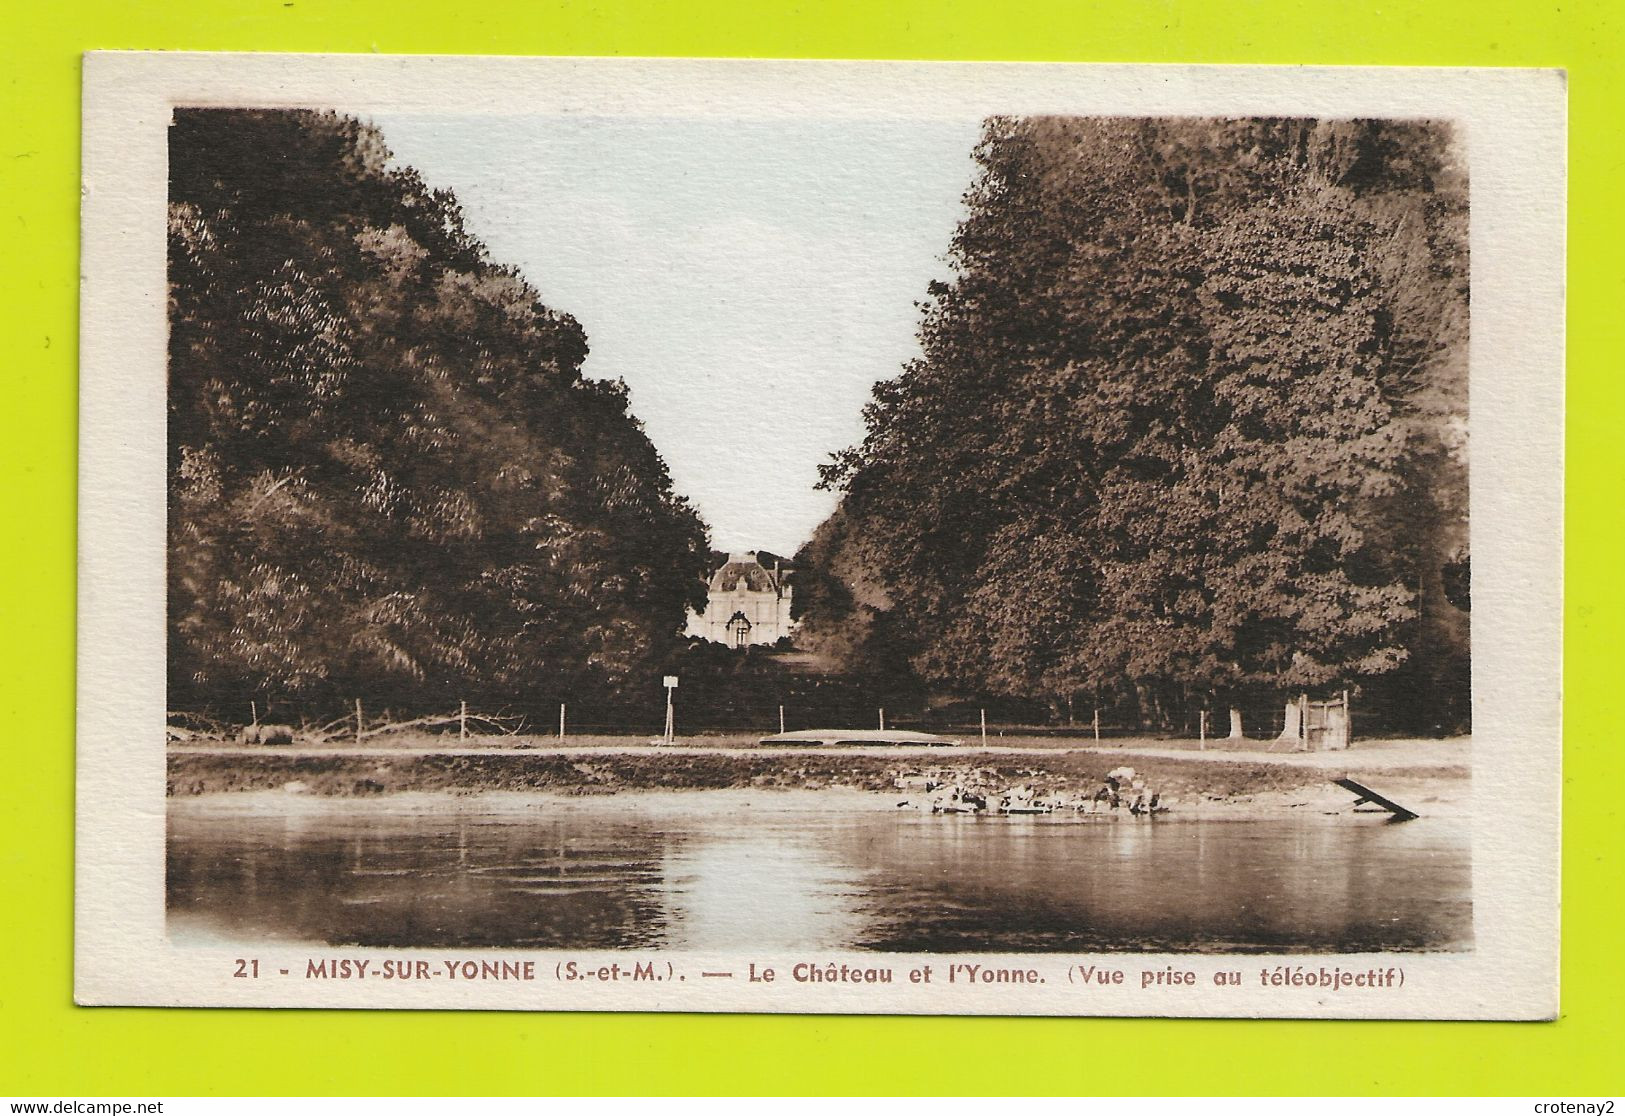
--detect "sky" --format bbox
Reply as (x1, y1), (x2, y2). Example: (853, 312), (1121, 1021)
(371, 113), (984, 556)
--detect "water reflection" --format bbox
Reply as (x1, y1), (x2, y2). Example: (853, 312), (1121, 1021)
(167, 798), (1471, 953)
(844, 813), (1469, 953)
(659, 836), (870, 950)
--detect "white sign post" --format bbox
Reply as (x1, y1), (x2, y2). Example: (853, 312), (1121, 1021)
(662, 676), (678, 744)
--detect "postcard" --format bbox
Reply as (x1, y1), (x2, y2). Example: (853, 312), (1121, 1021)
(77, 53), (1563, 1016)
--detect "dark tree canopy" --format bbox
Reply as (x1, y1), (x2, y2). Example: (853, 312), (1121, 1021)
(168, 109), (711, 714)
(815, 116), (1469, 733)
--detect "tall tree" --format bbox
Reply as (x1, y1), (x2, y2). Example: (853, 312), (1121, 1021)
(168, 109), (710, 716)
(815, 116), (1469, 735)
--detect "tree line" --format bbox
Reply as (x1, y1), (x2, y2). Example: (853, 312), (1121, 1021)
(168, 110), (1470, 738)
(807, 117), (1470, 736)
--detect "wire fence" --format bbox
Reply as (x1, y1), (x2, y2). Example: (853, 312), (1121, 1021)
(166, 673), (1398, 755)
(168, 698), (1246, 747)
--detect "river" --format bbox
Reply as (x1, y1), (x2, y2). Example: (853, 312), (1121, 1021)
(167, 791), (1472, 953)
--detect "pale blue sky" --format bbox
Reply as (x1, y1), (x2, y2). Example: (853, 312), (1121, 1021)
(372, 114), (983, 555)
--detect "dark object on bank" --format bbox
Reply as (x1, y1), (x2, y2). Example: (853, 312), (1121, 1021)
(1333, 776), (1419, 821)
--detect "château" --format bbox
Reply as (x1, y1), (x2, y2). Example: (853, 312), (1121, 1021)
(685, 552), (796, 647)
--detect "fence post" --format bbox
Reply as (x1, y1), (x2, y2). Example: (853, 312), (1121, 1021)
(250, 700), (258, 730)
(558, 703), (566, 743)
(879, 708), (886, 731)
(779, 705), (785, 734)
(354, 698), (363, 748)
(459, 699), (468, 742)
(980, 708), (987, 746)
(1092, 707), (1100, 742)
(1198, 708), (1206, 750)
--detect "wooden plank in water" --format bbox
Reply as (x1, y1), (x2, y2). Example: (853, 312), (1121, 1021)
(1333, 777), (1419, 821)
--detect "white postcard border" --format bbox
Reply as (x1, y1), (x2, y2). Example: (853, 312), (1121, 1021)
(77, 53), (1564, 1017)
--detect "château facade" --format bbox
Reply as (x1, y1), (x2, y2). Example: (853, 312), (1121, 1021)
(685, 552), (796, 647)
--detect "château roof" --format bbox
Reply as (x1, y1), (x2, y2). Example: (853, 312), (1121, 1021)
(708, 552), (788, 595)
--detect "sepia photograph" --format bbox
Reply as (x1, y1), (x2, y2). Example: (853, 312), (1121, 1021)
(75, 55), (1563, 1017)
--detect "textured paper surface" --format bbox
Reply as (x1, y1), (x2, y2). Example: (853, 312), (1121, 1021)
(77, 52), (1564, 1017)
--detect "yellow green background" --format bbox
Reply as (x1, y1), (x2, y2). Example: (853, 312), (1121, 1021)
(4, 0), (1619, 1096)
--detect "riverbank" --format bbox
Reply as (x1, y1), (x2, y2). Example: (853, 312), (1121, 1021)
(167, 737), (1469, 819)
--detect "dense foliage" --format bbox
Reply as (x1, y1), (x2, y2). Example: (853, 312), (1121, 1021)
(168, 110), (711, 716)
(815, 117), (1469, 733)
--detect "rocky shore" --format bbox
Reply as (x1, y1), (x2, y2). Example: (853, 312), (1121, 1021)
(166, 742), (1468, 819)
